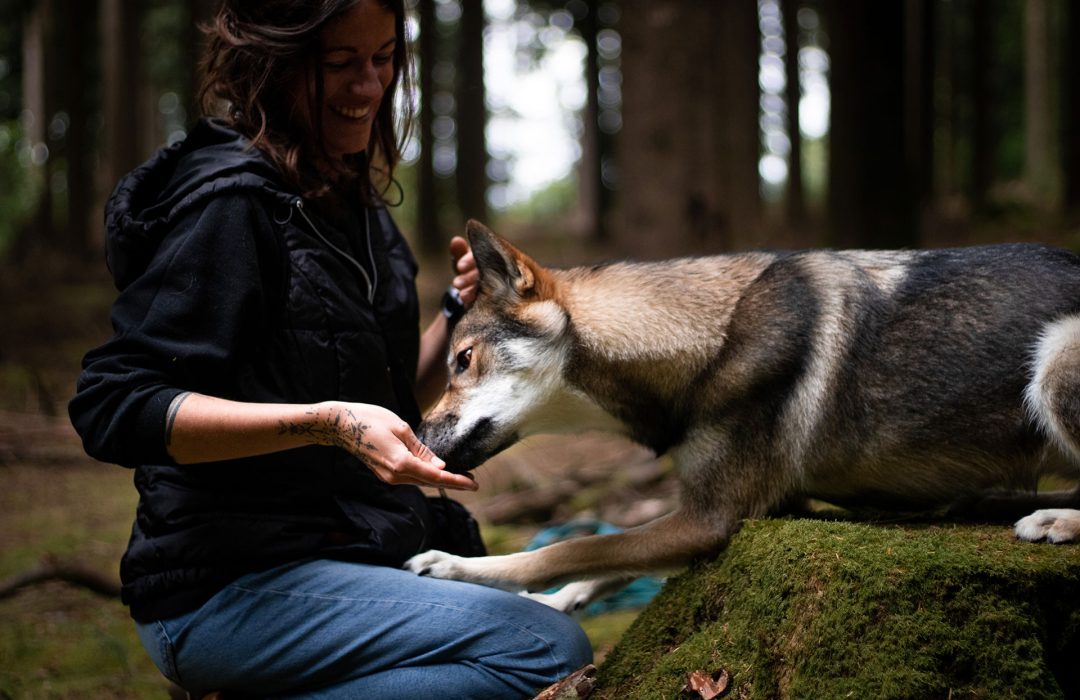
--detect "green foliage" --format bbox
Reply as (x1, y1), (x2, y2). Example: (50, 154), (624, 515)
(514, 175), (576, 218)
(596, 518), (1080, 699)
(0, 0), (31, 120)
(0, 120), (42, 255)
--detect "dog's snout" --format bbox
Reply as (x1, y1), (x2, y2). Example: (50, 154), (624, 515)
(417, 413), (458, 446)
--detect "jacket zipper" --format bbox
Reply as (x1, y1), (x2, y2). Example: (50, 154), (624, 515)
(292, 197), (378, 305)
(294, 197), (428, 549)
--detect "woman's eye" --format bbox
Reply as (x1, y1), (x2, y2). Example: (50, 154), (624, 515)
(455, 347), (473, 373)
(373, 53), (393, 66)
(323, 61), (349, 70)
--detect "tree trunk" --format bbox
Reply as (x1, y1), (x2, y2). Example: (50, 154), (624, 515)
(781, 0), (805, 225)
(100, 0), (142, 209)
(21, 0), (52, 255)
(968, 0), (997, 212)
(455, 0), (488, 224)
(1061, 0), (1080, 216)
(716, 2), (762, 251)
(578, 0), (606, 243)
(416, 0), (441, 254)
(905, 0), (935, 230)
(616, 1), (759, 258)
(1023, 0), (1057, 204)
(60, 0), (93, 256)
(826, 0), (915, 249)
(187, 0), (218, 122)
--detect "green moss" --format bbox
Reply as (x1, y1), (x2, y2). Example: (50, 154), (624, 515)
(595, 518), (1080, 699)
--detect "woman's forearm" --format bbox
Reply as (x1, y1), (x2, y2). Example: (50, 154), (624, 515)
(164, 393), (342, 464)
(164, 391), (478, 490)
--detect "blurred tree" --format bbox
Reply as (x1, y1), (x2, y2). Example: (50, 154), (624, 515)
(485, 0), (617, 242)
(186, 0), (217, 121)
(826, 0), (916, 249)
(57, 0), (95, 255)
(0, 2), (28, 121)
(21, 0), (51, 256)
(455, 0), (488, 224)
(905, 0), (934, 224)
(1023, 0), (1057, 205)
(1066, 0), (1080, 217)
(568, 0), (615, 244)
(616, 1), (759, 258)
(416, 0), (442, 253)
(575, 0), (603, 241)
(781, 0), (805, 226)
(969, 0), (995, 211)
(100, 0), (142, 223)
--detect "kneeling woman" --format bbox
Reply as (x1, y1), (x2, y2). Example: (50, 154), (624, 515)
(69, 1), (591, 696)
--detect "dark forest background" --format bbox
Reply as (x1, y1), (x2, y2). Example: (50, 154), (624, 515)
(0, 0), (1077, 268)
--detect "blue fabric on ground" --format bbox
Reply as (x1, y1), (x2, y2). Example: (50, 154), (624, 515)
(524, 519), (664, 616)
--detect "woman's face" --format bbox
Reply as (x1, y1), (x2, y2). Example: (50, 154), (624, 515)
(306, 0), (397, 159)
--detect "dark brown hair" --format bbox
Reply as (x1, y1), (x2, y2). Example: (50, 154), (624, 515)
(198, 0), (413, 200)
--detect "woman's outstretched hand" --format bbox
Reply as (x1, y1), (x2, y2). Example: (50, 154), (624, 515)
(311, 402), (478, 491)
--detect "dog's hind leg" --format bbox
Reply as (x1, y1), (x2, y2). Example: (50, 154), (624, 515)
(1016, 316), (1080, 543)
(521, 575), (637, 614)
(1015, 507), (1080, 543)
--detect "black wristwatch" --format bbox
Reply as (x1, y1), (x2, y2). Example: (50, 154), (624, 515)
(441, 285), (466, 323)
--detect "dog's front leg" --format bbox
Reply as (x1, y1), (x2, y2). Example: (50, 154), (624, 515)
(404, 508), (727, 592)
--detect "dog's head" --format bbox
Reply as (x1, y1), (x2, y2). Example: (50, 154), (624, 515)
(420, 221), (600, 472)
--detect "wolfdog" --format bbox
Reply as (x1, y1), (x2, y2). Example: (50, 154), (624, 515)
(406, 221), (1080, 612)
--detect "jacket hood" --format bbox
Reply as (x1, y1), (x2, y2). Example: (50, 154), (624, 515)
(104, 118), (294, 290)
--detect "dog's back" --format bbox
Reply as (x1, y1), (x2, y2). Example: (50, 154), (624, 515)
(677, 243), (1080, 512)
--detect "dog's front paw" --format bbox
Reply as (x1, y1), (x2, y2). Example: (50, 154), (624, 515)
(1015, 508), (1080, 543)
(404, 549), (467, 580)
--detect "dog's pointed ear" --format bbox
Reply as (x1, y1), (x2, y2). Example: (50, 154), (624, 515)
(466, 220), (546, 302)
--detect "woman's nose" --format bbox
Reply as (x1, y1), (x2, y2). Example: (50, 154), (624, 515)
(349, 65), (383, 98)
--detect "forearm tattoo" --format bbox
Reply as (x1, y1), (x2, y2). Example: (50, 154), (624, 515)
(164, 391), (192, 447)
(278, 405), (378, 459)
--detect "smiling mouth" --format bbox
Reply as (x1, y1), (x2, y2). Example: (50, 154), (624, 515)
(329, 104), (372, 120)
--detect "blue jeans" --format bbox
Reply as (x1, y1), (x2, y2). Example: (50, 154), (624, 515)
(135, 559), (592, 699)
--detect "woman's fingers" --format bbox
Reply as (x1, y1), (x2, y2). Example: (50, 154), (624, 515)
(371, 451), (478, 490)
(449, 236), (471, 271)
(384, 422), (478, 490)
(449, 237), (479, 306)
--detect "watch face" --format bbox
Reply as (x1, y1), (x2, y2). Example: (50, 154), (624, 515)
(442, 287), (465, 320)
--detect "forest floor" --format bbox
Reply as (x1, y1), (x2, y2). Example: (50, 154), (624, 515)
(0, 252), (671, 699)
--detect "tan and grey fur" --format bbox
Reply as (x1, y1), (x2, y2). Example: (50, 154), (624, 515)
(406, 221), (1080, 612)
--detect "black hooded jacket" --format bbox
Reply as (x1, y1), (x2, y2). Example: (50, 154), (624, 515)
(69, 119), (439, 622)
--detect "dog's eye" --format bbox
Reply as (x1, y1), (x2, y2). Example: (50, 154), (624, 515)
(455, 347), (473, 373)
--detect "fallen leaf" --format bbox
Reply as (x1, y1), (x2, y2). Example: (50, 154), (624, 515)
(681, 667), (730, 699)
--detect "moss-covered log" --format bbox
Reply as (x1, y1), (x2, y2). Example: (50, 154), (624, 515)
(594, 518), (1080, 699)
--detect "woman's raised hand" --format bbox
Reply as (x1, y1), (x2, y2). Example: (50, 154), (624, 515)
(449, 236), (479, 306)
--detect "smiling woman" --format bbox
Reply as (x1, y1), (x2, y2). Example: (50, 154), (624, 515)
(198, 0), (413, 200)
(67, 0), (592, 696)
(304, 2), (397, 160)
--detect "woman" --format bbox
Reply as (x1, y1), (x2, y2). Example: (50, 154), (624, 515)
(68, 0), (592, 697)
